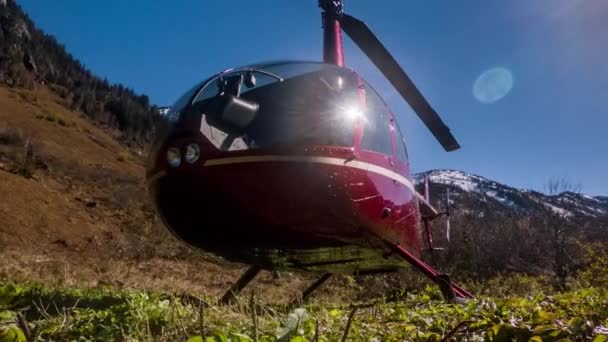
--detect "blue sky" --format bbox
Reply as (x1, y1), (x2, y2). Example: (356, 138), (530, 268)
(19, 1), (608, 194)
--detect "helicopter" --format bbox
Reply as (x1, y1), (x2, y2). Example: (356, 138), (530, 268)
(146, 0), (473, 304)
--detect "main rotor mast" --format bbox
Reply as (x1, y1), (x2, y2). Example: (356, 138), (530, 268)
(319, 0), (345, 66)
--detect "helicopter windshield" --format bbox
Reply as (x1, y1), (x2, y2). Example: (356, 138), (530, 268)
(166, 62), (328, 120)
(165, 61), (362, 151)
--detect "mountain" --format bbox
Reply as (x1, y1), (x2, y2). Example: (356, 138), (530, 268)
(0, 0), (160, 145)
(413, 170), (608, 220)
(412, 170), (608, 277)
(158, 106), (170, 116)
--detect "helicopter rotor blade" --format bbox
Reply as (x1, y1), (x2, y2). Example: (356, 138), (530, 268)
(339, 14), (460, 152)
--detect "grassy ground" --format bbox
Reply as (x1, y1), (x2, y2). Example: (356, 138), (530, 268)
(1, 276), (607, 341)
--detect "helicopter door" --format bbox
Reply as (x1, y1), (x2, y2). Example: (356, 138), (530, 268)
(358, 83), (394, 165)
(356, 83), (401, 236)
(390, 118), (421, 248)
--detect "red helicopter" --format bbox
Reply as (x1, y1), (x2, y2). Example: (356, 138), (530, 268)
(146, 0), (473, 303)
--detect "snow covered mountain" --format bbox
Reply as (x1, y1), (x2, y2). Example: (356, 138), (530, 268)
(413, 170), (608, 220)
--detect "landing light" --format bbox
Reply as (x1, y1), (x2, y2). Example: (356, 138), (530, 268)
(166, 147), (181, 167)
(185, 143), (200, 164)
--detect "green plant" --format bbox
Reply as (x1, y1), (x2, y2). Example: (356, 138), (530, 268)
(578, 245), (608, 288)
(0, 280), (606, 341)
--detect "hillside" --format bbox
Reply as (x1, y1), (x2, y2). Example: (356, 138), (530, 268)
(410, 170), (608, 280)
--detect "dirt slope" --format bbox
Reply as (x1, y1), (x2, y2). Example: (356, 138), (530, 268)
(0, 85), (142, 246)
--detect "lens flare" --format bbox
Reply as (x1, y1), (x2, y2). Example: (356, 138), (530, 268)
(473, 67), (514, 104)
(344, 105), (364, 122)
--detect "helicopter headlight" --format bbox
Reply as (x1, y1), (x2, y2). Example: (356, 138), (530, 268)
(166, 147), (181, 167)
(184, 143), (200, 164)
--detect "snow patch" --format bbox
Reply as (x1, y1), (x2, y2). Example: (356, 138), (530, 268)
(425, 170), (480, 192)
(544, 203), (573, 218)
(582, 194), (600, 202)
(486, 190), (517, 208)
(415, 169), (606, 219)
(158, 106), (170, 116)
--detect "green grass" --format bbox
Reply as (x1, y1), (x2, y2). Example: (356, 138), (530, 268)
(1, 280), (607, 341)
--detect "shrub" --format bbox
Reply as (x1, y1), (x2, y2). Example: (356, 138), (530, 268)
(0, 124), (40, 178)
(0, 124), (25, 146)
(469, 273), (549, 298)
(116, 151), (129, 162)
(578, 245), (608, 288)
(44, 113), (56, 123)
(40, 113), (69, 126)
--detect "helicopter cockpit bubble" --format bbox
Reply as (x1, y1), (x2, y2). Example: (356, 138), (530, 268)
(155, 61), (364, 154)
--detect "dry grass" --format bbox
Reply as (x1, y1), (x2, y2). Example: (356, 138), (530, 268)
(0, 86), (142, 177)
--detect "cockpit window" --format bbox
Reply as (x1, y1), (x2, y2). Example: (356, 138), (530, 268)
(394, 120), (409, 161)
(168, 62), (329, 118)
(249, 61), (328, 79)
(166, 81), (203, 123)
(192, 71), (280, 105)
(360, 82), (394, 156)
(161, 61), (361, 151)
(240, 67), (360, 148)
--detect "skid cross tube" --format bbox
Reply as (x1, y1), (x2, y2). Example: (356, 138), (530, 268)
(423, 218), (436, 251)
(391, 244), (474, 299)
(219, 266), (262, 305)
(288, 272), (332, 309)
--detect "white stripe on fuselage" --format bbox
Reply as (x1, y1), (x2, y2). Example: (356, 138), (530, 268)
(203, 155), (418, 194)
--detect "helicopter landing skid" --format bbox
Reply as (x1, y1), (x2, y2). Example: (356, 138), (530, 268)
(217, 246), (472, 306)
(218, 267), (333, 307)
(390, 243), (474, 300)
(288, 272), (332, 309)
(218, 267), (398, 307)
(219, 265), (262, 305)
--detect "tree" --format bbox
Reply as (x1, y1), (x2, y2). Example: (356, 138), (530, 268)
(543, 177), (582, 291)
